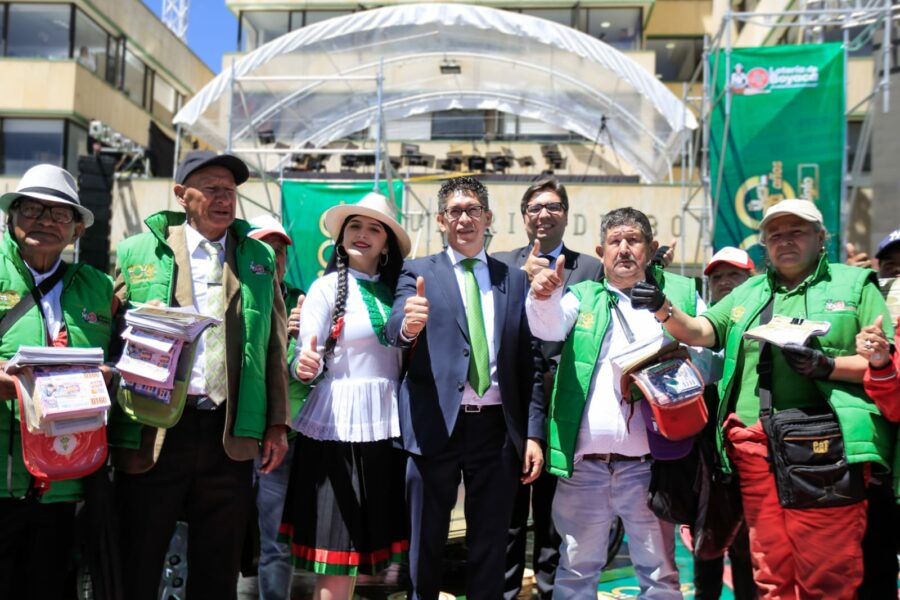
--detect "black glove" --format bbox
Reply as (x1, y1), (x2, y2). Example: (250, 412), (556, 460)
(630, 265), (667, 312)
(652, 245), (670, 267)
(781, 343), (835, 379)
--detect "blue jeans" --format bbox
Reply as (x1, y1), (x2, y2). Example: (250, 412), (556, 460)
(551, 457), (682, 599)
(254, 438), (295, 600)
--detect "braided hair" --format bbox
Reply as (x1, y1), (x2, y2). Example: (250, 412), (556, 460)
(322, 216), (405, 357)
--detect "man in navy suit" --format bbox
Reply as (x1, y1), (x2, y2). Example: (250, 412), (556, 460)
(387, 176), (546, 600)
(493, 177), (603, 600)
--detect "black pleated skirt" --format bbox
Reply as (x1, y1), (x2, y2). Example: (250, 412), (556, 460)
(279, 433), (408, 576)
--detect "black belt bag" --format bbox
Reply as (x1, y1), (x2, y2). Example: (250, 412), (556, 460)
(760, 405), (865, 509)
(755, 299), (864, 510)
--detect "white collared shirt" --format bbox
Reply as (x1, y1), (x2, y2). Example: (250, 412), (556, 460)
(183, 223), (227, 396)
(25, 258), (64, 341)
(445, 246), (502, 406)
(527, 282), (711, 459)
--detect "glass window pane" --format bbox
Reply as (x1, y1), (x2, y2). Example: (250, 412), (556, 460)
(7, 4), (71, 59)
(646, 38), (703, 82)
(432, 110), (486, 140)
(240, 11), (289, 51)
(304, 10), (353, 26)
(521, 9), (572, 28)
(74, 10), (108, 77)
(153, 76), (177, 123)
(122, 48), (146, 106)
(66, 121), (88, 173)
(585, 8), (642, 51)
(106, 37), (122, 85)
(0, 6), (6, 56)
(289, 11), (304, 31)
(2, 119), (65, 175)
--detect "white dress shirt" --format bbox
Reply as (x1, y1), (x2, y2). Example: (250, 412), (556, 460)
(183, 223), (227, 396)
(446, 247), (502, 407)
(527, 282), (711, 460)
(26, 258), (64, 341)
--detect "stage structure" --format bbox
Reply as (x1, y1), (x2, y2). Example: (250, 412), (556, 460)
(172, 3), (699, 255)
(678, 0), (893, 288)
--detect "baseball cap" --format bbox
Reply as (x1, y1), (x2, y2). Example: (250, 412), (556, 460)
(758, 198), (824, 231)
(175, 150), (249, 186)
(875, 228), (900, 259)
(704, 247), (755, 276)
(248, 214), (292, 245)
(640, 400), (695, 460)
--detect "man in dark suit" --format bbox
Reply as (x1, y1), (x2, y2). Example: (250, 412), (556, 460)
(493, 177), (603, 600)
(386, 176), (546, 600)
(111, 151), (289, 600)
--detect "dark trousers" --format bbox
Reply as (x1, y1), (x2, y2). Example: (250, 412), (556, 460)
(694, 524), (756, 600)
(504, 472), (560, 600)
(0, 497), (75, 600)
(117, 408), (253, 600)
(407, 407), (520, 600)
(859, 477), (900, 599)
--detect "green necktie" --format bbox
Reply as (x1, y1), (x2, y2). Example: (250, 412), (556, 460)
(461, 258), (490, 396)
(200, 240), (226, 406)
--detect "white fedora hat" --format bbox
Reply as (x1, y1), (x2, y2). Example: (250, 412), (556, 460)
(324, 192), (411, 256)
(0, 164), (94, 227)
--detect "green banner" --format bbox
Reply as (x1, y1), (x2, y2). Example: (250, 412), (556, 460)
(710, 43), (845, 264)
(281, 180), (404, 292)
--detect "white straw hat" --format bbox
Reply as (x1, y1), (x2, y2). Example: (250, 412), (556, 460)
(0, 164), (94, 227)
(323, 192), (411, 256)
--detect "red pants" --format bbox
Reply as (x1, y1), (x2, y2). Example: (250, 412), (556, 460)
(724, 414), (867, 600)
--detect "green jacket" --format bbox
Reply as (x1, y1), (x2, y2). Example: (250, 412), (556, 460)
(284, 285), (310, 437)
(546, 267), (697, 478)
(109, 211), (277, 450)
(714, 260), (894, 473)
(0, 234), (113, 503)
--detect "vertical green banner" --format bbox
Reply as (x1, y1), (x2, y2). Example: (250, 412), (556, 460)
(281, 180), (404, 291)
(710, 43), (845, 264)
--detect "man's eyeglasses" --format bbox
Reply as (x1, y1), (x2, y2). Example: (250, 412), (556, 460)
(525, 202), (565, 216)
(444, 205), (485, 221)
(13, 200), (77, 224)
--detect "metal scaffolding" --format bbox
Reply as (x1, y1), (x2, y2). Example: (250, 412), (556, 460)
(679, 0), (894, 288)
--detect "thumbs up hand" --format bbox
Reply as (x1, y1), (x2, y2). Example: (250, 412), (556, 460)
(287, 294), (305, 339)
(531, 254), (566, 300)
(402, 276), (430, 338)
(856, 315), (891, 368)
(630, 264), (667, 312)
(523, 239), (551, 282)
(295, 334), (322, 382)
(845, 243), (872, 269)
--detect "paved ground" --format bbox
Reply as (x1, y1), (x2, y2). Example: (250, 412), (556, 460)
(236, 535), (746, 599)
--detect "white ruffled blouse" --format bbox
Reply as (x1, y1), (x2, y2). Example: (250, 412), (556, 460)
(291, 269), (401, 442)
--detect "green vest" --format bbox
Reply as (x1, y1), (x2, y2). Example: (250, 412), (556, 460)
(0, 235), (113, 503)
(546, 267), (698, 478)
(715, 260), (893, 473)
(108, 211), (276, 449)
(284, 285), (310, 435)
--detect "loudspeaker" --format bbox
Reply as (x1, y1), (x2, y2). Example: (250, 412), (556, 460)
(77, 155), (116, 272)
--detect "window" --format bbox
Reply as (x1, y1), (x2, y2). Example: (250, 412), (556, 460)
(0, 5), (6, 56)
(240, 11), (289, 51)
(584, 8), (642, 50)
(824, 25), (873, 57)
(106, 36), (122, 85)
(121, 48), (147, 107)
(520, 9), (574, 28)
(6, 3), (71, 59)
(1, 119), (65, 175)
(66, 121), (88, 173)
(152, 75), (178, 124)
(432, 110), (486, 140)
(74, 9), (109, 77)
(647, 38), (704, 82)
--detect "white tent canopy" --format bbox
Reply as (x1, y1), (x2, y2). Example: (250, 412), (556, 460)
(174, 3), (697, 182)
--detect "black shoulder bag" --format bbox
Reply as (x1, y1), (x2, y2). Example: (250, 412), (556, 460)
(756, 299), (865, 509)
